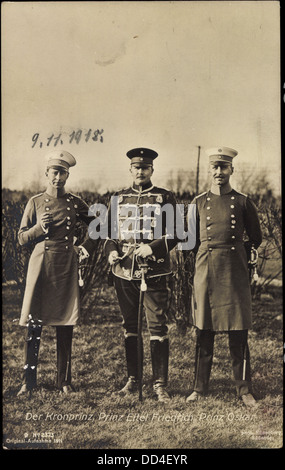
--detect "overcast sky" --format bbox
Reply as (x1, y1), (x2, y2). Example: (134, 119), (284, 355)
(2, 1), (281, 194)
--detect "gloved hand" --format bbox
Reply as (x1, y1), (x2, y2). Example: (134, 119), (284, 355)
(108, 250), (119, 265)
(75, 245), (89, 262)
(134, 244), (153, 258)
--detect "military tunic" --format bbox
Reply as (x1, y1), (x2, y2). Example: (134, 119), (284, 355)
(190, 189), (262, 331)
(18, 191), (92, 327)
(105, 182), (179, 280)
(105, 181), (179, 337)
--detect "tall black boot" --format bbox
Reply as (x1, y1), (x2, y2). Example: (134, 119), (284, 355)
(193, 329), (215, 394)
(18, 322), (42, 396)
(119, 335), (143, 395)
(186, 329), (215, 402)
(229, 330), (252, 396)
(56, 326), (73, 391)
(150, 338), (170, 403)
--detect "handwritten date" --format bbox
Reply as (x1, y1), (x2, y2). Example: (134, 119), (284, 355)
(31, 129), (104, 148)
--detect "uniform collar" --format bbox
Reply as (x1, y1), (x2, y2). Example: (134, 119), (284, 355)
(45, 187), (67, 198)
(210, 183), (232, 196)
(132, 181), (154, 193)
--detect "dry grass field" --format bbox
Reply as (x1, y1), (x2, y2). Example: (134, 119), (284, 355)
(2, 281), (283, 452)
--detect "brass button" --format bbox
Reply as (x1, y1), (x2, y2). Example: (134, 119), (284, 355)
(231, 225), (235, 229)
(207, 216), (211, 220)
(45, 236), (49, 240)
(67, 207), (71, 211)
(207, 197), (211, 201)
(232, 235), (236, 239)
(209, 248), (213, 252)
(66, 226), (70, 230)
(65, 236), (68, 240)
(45, 199), (49, 202)
(208, 236), (212, 241)
(45, 247), (49, 250)
(45, 207), (50, 211)
(207, 227), (211, 231)
(231, 247), (236, 250)
(67, 198), (70, 202)
(207, 206), (211, 210)
(230, 205), (234, 209)
(67, 216), (71, 220)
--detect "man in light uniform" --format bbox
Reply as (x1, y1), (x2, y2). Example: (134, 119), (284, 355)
(17, 150), (93, 395)
(105, 147), (180, 402)
(186, 147), (262, 407)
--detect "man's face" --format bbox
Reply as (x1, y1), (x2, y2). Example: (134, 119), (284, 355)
(210, 162), (233, 186)
(130, 164), (153, 186)
(46, 166), (69, 189)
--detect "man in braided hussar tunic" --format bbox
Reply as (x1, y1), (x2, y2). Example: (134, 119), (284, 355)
(105, 147), (180, 402)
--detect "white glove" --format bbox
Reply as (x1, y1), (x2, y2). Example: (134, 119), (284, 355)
(78, 246), (89, 262)
(108, 250), (119, 265)
(134, 244), (153, 258)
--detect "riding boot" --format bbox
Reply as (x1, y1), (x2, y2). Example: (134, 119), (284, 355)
(192, 329), (215, 395)
(56, 326), (73, 390)
(228, 330), (252, 397)
(151, 338), (170, 402)
(119, 335), (143, 394)
(18, 322), (42, 394)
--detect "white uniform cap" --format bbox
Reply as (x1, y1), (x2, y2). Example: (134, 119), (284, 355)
(45, 150), (76, 170)
(206, 147), (238, 164)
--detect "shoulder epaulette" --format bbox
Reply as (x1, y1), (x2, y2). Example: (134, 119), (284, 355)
(155, 186), (171, 192)
(69, 192), (81, 199)
(234, 190), (248, 198)
(195, 191), (207, 199)
(30, 192), (44, 200)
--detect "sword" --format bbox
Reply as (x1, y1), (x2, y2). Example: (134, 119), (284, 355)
(78, 264), (84, 287)
(248, 244), (259, 284)
(73, 237), (85, 287)
(136, 255), (149, 402)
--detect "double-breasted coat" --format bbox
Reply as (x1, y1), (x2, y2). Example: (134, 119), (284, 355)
(18, 191), (93, 327)
(190, 189), (262, 331)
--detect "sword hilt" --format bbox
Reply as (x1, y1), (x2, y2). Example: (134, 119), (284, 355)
(136, 255), (149, 292)
(78, 266), (84, 287)
(248, 245), (259, 283)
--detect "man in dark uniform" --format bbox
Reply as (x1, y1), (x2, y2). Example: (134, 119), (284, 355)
(186, 147), (262, 407)
(17, 150), (93, 396)
(105, 147), (179, 402)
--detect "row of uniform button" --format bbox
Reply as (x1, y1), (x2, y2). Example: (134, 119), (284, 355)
(45, 236), (71, 240)
(45, 246), (71, 250)
(45, 238), (72, 250)
(208, 247), (236, 252)
(206, 195), (237, 251)
(44, 196), (79, 232)
(44, 196), (78, 250)
(44, 196), (77, 204)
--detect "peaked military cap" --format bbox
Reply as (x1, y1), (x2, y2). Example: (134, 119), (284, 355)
(206, 147), (238, 164)
(45, 150), (76, 171)
(127, 147), (158, 165)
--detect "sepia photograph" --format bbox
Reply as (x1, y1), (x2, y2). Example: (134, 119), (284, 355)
(2, 0), (282, 453)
